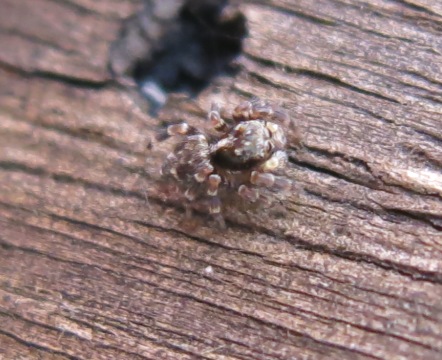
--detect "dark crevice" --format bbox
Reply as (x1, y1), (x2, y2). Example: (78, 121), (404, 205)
(0, 322), (81, 360)
(407, 126), (442, 147)
(293, 143), (442, 200)
(2, 204), (354, 309)
(95, 332), (206, 360)
(254, 1), (338, 26)
(2, 212), (442, 352)
(247, 70), (296, 94)
(103, 280), (382, 358)
(133, 219), (263, 257)
(79, 310), (222, 360)
(0, 239), (375, 359)
(401, 69), (442, 88)
(306, 188), (442, 237)
(244, 61), (398, 128)
(49, 0), (97, 15)
(422, 93), (442, 105)
(2, 160), (441, 284)
(27, 119), (139, 155)
(0, 315), (152, 360)
(0, 27), (79, 56)
(384, 209), (442, 232)
(300, 146), (375, 178)
(85, 345), (155, 360)
(244, 221), (442, 284)
(389, 0), (442, 18)
(216, 216), (442, 285)
(248, 54), (401, 104)
(245, 51), (442, 137)
(288, 150), (383, 192)
(0, 60), (109, 89)
(290, 156), (376, 189)
(31, 70), (110, 89)
(6, 201), (439, 320)
(0, 160), (142, 198)
(0, 161), (47, 177)
(338, 0), (442, 30)
(290, 150), (442, 231)
(110, 0), (247, 114)
(50, 0), (129, 20)
(121, 297), (332, 359)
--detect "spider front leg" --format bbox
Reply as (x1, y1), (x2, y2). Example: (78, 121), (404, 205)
(250, 172), (292, 192)
(232, 98), (274, 122)
(233, 98), (292, 130)
(208, 102), (228, 132)
(250, 151), (292, 192)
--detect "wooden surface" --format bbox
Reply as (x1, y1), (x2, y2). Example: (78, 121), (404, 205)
(1, 0), (442, 359)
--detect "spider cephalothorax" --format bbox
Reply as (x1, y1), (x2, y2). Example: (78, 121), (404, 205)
(158, 98), (294, 227)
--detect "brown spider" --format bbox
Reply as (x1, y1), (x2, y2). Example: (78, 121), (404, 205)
(158, 98), (295, 228)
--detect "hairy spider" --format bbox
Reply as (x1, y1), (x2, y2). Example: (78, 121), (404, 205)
(158, 98), (295, 228)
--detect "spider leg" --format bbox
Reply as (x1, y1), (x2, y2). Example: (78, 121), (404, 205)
(207, 194), (225, 228)
(160, 153), (179, 178)
(271, 108), (301, 146)
(208, 102), (228, 132)
(238, 184), (259, 202)
(157, 122), (200, 141)
(207, 174), (221, 196)
(232, 100), (251, 121)
(233, 98), (274, 122)
(194, 162), (214, 182)
(206, 174), (226, 228)
(213, 213), (226, 229)
(233, 99), (293, 134)
(272, 108), (290, 126)
(207, 174), (222, 213)
(162, 129), (214, 183)
(250, 150), (292, 192)
(251, 171), (291, 192)
(260, 150), (287, 172)
(184, 204), (193, 219)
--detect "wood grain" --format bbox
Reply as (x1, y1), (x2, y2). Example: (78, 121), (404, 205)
(0, 0), (441, 359)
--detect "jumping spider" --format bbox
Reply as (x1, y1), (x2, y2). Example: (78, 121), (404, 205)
(158, 98), (295, 228)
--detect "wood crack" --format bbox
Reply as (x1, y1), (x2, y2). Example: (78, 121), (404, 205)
(246, 54), (401, 104)
(1, 161), (441, 285)
(2, 1), (442, 357)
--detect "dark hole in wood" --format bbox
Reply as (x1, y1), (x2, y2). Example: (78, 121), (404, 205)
(110, 1), (246, 114)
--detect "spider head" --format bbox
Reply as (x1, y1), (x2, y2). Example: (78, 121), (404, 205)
(210, 120), (286, 170)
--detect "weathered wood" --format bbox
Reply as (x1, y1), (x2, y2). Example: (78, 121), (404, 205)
(1, 0), (441, 359)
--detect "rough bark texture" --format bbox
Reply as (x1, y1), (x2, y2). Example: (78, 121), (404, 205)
(1, 0), (442, 359)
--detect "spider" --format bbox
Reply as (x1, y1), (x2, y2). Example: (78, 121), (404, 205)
(158, 98), (295, 228)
